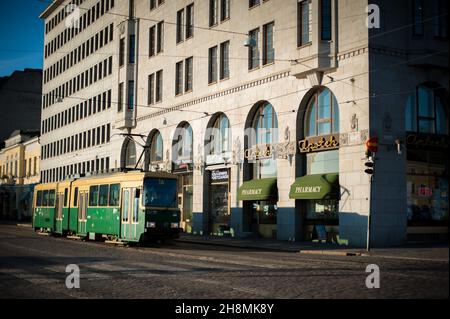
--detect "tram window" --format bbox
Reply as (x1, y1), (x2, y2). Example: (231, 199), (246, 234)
(89, 185), (99, 206)
(73, 187), (79, 206)
(48, 190), (56, 207)
(99, 184), (109, 206)
(133, 189), (140, 223)
(123, 189), (129, 222)
(109, 184), (120, 206)
(64, 188), (69, 207)
(36, 191), (43, 207)
(42, 190), (49, 206)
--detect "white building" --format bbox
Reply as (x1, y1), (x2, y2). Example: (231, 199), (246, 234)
(40, 0), (448, 247)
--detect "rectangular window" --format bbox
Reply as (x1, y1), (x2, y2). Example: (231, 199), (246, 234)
(36, 190), (43, 207)
(209, 46), (218, 83)
(249, 0), (260, 8)
(175, 61), (183, 95)
(48, 190), (56, 206)
(209, 0), (218, 27)
(150, 0), (156, 10)
(413, 0), (424, 35)
(129, 35), (136, 64)
(64, 188), (69, 207)
(149, 26), (156, 56)
(435, 0), (448, 38)
(185, 57), (193, 92)
(109, 184), (120, 206)
(248, 28), (260, 70)
(220, 41), (229, 79)
(263, 22), (274, 65)
(98, 184), (109, 206)
(148, 73), (155, 105)
(157, 21), (164, 53)
(156, 70), (163, 102)
(186, 4), (194, 39)
(321, 0), (332, 40)
(298, 1), (311, 46)
(176, 9), (184, 43)
(221, 0), (230, 21)
(128, 81), (134, 109)
(89, 185), (99, 206)
(119, 38), (125, 66)
(118, 82), (124, 112)
(42, 190), (49, 206)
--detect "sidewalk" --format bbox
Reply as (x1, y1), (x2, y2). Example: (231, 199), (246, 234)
(176, 233), (449, 262)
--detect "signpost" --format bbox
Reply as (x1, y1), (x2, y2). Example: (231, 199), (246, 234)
(365, 137), (378, 252)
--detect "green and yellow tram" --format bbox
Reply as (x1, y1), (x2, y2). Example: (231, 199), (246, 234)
(32, 171), (180, 243)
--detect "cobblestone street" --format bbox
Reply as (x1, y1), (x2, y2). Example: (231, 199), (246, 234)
(0, 224), (448, 299)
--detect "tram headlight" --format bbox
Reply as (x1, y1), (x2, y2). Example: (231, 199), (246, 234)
(170, 222), (179, 229)
(146, 222), (156, 228)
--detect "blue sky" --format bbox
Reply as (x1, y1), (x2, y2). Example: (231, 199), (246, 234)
(0, 0), (49, 76)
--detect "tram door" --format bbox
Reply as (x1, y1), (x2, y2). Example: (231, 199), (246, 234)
(55, 193), (64, 234)
(121, 188), (139, 241)
(78, 191), (88, 235)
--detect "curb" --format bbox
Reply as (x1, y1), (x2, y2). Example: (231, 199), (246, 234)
(174, 239), (298, 253)
(17, 223), (32, 228)
(299, 250), (363, 257)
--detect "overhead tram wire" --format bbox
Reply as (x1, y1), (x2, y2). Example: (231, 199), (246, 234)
(4, 48), (447, 120)
(34, 0), (448, 58)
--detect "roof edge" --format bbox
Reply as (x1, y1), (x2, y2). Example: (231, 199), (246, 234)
(39, 0), (65, 20)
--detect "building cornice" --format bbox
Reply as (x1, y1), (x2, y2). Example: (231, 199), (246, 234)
(135, 70), (291, 123)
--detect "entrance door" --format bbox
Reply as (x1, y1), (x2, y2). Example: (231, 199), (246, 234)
(78, 192), (87, 235)
(55, 193), (64, 233)
(121, 188), (139, 241)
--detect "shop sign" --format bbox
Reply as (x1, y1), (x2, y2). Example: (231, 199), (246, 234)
(211, 169), (229, 182)
(418, 185), (433, 197)
(206, 152), (233, 165)
(244, 142), (297, 160)
(294, 186), (322, 194)
(173, 158), (193, 171)
(406, 133), (449, 149)
(299, 134), (340, 153)
(241, 188), (262, 196)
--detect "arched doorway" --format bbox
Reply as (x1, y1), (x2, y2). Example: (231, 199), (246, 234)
(238, 101), (279, 239)
(292, 87), (341, 242)
(172, 122), (194, 233)
(405, 83), (449, 240)
(204, 113), (232, 236)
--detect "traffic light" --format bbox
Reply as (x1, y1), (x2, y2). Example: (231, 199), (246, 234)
(364, 159), (374, 175)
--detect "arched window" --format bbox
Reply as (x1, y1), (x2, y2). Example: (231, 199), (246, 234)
(174, 123), (193, 163)
(149, 131), (164, 163)
(251, 102), (278, 178)
(123, 139), (136, 168)
(209, 114), (231, 156)
(405, 84), (448, 135)
(252, 102), (278, 145)
(305, 87), (339, 137)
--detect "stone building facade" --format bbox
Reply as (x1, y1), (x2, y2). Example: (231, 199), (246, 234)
(0, 130), (41, 220)
(39, 0), (448, 247)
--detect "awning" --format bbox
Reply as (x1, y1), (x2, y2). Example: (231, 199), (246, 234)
(238, 178), (278, 201)
(289, 173), (340, 200)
